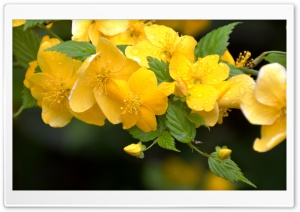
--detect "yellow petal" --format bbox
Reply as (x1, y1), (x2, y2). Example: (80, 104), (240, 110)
(69, 77), (95, 113)
(117, 58), (140, 81)
(71, 20), (92, 42)
(186, 84), (217, 111)
(88, 23), (103, 46)
(240, 87), (281, 125)
(95, 37), (126, 71)
(218, 74), (255, 109)
(255, 63), (286, 107)
(174, 35), (197, 62)
(95, 79), (126, 124)
(71, 103), (106, 126)
(169, 54), (192, 82)
(97, 20), (129, 36)
(128, 68), (157, 94)
(120, 109), (139, 130)
(253, 116), (286, 152)
(158, 81), (175, 96)
(38, 37), (74, 81)
(141, 89), (168, 115)
(144, 24), (178, 49)
(24, 60), (38, 88)
(42, 104), (73, 127)
(192, 103), (219, 127)
(136, 106), (157, 132)
(221, 50), (235, 65)
(13, 20), (26, 27)
(194, 55), (229, 84)
(125, 40), (161, 67)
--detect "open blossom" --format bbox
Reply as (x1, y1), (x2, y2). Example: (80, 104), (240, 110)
(240, 63), (286, 152)
(107, 67), (168, 132)
(27, 36), (106, 127)
(125, 24), (197, 67)
(69, 37), (140, 124)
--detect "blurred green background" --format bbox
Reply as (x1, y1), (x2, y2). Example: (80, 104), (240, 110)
(13, 20), (286, 190)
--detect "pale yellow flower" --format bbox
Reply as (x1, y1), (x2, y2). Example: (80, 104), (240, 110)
(240, 63), (286, 152)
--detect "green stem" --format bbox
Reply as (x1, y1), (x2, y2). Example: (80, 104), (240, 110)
(239, 67), (259, 76)
(248, 51), (286, 68)
(187, 142), (210, 158)
(145, 140), (158, 151)
(40, 24), (63, 42)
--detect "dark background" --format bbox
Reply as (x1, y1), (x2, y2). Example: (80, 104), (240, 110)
(13, 20), (287, 190)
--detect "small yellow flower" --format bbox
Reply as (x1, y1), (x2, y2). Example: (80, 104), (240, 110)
(218, 148), (232, 160)
(108, 67), (168, 132)
(240, 63), (286, 152)
(69, 37), (140, 125)
(27, 36), (106, 127)
(124, 143), (142, 157)
(125, 24), (197, 67)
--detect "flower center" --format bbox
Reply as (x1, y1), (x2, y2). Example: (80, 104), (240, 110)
(121, 92), (142, 115)
(43, 79), (70, 110)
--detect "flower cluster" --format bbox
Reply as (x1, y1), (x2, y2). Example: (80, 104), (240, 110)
(14, 20), (287, 188)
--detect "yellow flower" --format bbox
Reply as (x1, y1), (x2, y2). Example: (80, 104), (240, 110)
(27, 36), (106, 127)
(124, 142), (145, 158)
(125, 24), (197, 67)
(69, 37), (140, 125)
(24, 60), (38, 89)
(240, 63), (286, 152)
(108, 67), (168, 132)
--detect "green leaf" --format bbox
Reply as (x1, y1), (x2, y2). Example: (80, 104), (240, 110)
(157, 131), (180, 152)
(14, 87), (37, 117)
(195, 22), (241, 58)
(188, 113), (206, 126)
(147, 56), (173, 84)
(208, 152), (256, 188)
(128, 126), (159, 142)
(116, 45), (129, 55)
(166, 98), (196, 143)
(264, 53), (286, 68)
(45, 41), (96, 61)
(13, 27), (40, 69)
(23, 20), (53, 30)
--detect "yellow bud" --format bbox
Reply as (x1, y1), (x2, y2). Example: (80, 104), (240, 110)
(218, 148), (232, 160)
(174, 78), (188, 97)
(124, 143), (142, 157)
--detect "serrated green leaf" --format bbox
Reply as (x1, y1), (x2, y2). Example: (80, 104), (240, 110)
(23, 20), (53, 30)
(166, 98), (196, 143)
(208, 152), (256, 188)
(128, 126), (159, 142)
(14, 86), (37, 117)
(34, 65), (42, 73)
(157, 131), (180, 152)
(116, 45), (129, 55)
(147, 56), (173, 84)
(264, 53), (286, 68)
(188, 112), (206, 126)
(195, 22), (241, 58)
(45, 41), (96, 61)
(13, 27), (40, 69)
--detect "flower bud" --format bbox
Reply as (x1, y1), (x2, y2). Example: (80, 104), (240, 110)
(218, 148), (232, 160)
(124, 143), (143, 157)
(174, 78), (188, 97)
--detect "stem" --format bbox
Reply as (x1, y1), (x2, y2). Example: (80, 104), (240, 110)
(145, 140), (157, 151)
(248, 51), (286, 68)
(239, 67), (259, 76)
(187, 142), (210, 158)
(40, 24), (63, 42)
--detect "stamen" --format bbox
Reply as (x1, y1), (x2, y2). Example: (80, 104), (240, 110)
(235, 51), (252, 68)
(121, 92), (142, 115)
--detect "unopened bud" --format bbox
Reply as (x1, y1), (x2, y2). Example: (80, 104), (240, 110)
(124, 143), (143, 157)
(218, 148), (232, 160)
